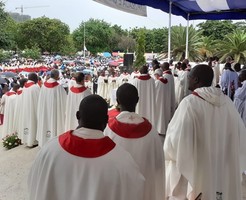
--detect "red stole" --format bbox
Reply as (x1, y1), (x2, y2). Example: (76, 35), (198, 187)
(70, 86), (87, 93)
(17, 89), (23, 95)
(108, 117), (152, 138)
(158, 77), (168, 84)
(24, 82), (35, 88)
(108, 108), (120, 119)
(59, 131), (116, 158)
(44, 81), (59, 88)
(6, 91), (16, 96)
(192, 91), (205, 100)
(163, 70), (172, 75)
(138, 74), (151, 80)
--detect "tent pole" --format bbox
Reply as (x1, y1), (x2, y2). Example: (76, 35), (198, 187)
(168, 1), (172, 61)
(185, 13), (190, 59)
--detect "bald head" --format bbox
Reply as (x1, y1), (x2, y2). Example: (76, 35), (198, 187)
(188, 64), (214, 91)
(77, 95), (108, 131)
(28, 73), (38, 83)
(117, 83), (139, 112)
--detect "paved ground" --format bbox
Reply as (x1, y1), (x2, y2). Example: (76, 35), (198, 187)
(0, 134), (39, 200)
(0, 125), (246, 200)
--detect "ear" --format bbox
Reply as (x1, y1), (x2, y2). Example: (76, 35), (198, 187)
(194, 77), (199, 84)
(76, 111), (80, 121)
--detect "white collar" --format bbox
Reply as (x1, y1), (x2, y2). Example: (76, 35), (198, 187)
(116, 111), (144, 124)
(73, 127), (104, 139)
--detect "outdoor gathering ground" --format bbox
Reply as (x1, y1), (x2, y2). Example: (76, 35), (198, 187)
(0, 124), (246, 200)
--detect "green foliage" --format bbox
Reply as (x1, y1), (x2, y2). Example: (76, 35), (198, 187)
(197, 20), (237, 41)
(216, 30), (246, 64)
(21, 45), (41, 59)
(2, 133), (22, 150)
(73, 19), (113, 54)
(60, 35), (77, 56)
(171, 25), (202, 61)
(17, 17), (70, 53)
(134, 30), (146, 68)
(0, 50), (12, 62)
(198, 36), (217, 60)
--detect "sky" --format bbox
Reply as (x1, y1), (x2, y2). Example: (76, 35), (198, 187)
(4, 0), (204, 32)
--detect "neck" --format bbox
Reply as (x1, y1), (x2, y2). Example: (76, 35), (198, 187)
(120, 106), (135, 113)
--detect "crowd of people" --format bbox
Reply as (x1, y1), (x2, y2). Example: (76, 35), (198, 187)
(0, 56), (246, 200)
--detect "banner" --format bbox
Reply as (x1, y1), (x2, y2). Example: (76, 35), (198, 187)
(93, 0), (147, 17)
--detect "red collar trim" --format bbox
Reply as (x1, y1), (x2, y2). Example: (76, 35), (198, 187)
(158, 77), (168, 84)
(59, 131), (116, 158)
(138, 74), (151, 80)
(108, 108), (120, 119)
(6, 91), (16, 96)
(44, 81), (59, 88)
(24, 82), (35, 88)
(17, 90), (23, 95)
(108, 117), (152, 138)
(163, 70), (172, 75)
(70, 86), (87, 93)
(192, 92), (205, 100)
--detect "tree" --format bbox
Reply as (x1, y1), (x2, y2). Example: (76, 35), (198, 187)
(73, 19), (113, 54)
(171, 25), (202, 61)
(216, 30), (246, 64)
(198, 36), (217, 60)
(118, 35), (136, 52)
(17, 17), (70, 53)
(22, 45), (41, 59)
(197, 20), (237, 41)
(0, 3), (17, 50)
(134, 29), (146, 68)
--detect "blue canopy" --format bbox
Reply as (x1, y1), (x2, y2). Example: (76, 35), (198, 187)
(126, 0), (246, 20)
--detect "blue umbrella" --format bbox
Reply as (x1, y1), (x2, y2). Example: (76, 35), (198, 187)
(103, 52), (111, 58)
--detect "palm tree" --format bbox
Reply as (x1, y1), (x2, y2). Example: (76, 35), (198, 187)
(216, 30), (246, 64)
(198, 36), (217, 60)
(171, 25), (202, 61)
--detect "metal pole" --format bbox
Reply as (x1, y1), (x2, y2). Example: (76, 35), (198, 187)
(168, 1), (172, 61)
(83, 22), (85, 58)
(185, 13), (190, 59)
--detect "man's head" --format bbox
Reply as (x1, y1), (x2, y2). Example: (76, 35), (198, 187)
(161, 62), (170, 71)
(154, 68), (163, 80)
(139, 65), (148, 74)
(50, 69), (60, 80)
(12, 83), (20, 92)
(239, 69), (246, 83)
(75, 72), (85, 84)
(116, 83), (139, 112)
(76, 95), (108, 131)
(234, 63), (241, 72)
(188, 64), (214, 91)
(19, 78), (28, 88)
(28, 73), (38, 83)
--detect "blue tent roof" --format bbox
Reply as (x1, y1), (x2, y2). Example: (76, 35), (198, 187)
(126, 0), (246, 20)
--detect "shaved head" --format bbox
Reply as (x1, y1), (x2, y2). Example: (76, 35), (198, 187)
(28, 73), (38, 83)
(116, 83), (139, 112)
(188, 64), (214, 91)
(77, 95), (108, 131)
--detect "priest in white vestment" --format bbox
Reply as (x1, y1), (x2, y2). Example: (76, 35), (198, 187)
(132, 65), (156, 125)
(13, 78), (28, 137)
(28, 95), (145, 200)
(234, 70), (246, 127)
(97, 71), (109, 100)
(119, 70), (131, 85)
(161, 62), (176, 123)
(1, 84), (19, 138)
(65, 72), (91, 131)
(164, 64), (246, 200)
(36, 69), (67, 147)
(18, 73), (40, 147)
(154, 69), (169, 139)
(104, 83), (165, 200)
